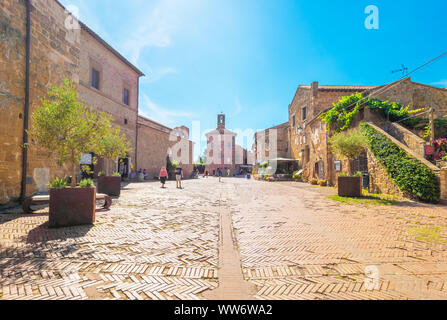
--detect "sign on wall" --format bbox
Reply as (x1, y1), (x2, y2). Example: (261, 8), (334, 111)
(80, 153), (93, 165)
(334, 160), (342, 172)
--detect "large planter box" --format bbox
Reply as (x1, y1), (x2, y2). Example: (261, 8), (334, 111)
(49, 187), (96, 228)
(338, 176), (362, 197)
(97, 176), (121, 197)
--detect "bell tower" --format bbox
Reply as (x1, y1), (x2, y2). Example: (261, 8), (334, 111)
(217, 114), (225, 129)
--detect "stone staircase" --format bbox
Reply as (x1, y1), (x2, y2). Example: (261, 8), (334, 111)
(363, 120), (447, 203)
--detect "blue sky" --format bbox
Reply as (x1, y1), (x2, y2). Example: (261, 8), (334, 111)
(60, 0), (447, 159)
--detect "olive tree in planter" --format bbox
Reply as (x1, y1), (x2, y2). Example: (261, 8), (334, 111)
(96, 123), (131, 197)
(29, 79), (116, 227)
(329, 128), (366, 197)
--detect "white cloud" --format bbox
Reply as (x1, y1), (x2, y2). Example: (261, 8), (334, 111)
(142, 66), (177, 84)
(120, 0), (185, 65)
(140, 93), (195, 126)
(432, 80), (447, 88)
(231, 96), (243, 117)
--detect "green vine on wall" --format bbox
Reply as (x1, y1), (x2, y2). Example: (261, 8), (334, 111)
(360, 123), (440, 203)
(320, 93), (424, 133)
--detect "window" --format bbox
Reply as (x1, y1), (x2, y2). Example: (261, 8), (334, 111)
(124, 119), (128, 125)
(302, 106), (307, 121)
(292, 115), (296, 128)
(123, 88), (129, 105)
(91, 69), (100, 90)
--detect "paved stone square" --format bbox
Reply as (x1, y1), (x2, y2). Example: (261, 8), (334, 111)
(1, 178), (447, 300)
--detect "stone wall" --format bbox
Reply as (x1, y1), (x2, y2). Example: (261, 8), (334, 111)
(137, 116), (194, 179)
(371, 78), (447, 118)
(288, 83), (375, 184)
(440, 169), (447, 203)
(381, 122), (426, 157)
(0, 0), (80, 205)
(78, 27), (140, 174)
(366, 149), (403, 197)
(254, 122), (290, 164)
(0, 0), (149, 205)
(0, 0), (27, 204)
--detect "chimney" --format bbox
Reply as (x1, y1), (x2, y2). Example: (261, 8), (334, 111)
(311, 81), (319, 97)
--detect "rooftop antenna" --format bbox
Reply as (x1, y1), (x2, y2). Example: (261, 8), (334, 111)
(391, 64), (408, 77)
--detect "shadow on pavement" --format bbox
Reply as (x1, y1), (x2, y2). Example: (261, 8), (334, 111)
(26, 221), (94, 244)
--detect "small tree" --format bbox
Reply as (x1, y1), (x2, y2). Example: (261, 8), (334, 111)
(30, 79), (127, 186)
(329, 128), (366, 175)
(95, 120), (131, 176)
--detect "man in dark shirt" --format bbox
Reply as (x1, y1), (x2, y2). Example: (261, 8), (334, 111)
(176, 163), (184, 189)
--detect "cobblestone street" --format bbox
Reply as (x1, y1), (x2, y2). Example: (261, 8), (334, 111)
(1, 178), (447, 300)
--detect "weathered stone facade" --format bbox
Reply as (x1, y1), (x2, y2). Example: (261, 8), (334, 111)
(381, 121), (426, 158)
(137, 116), (194, 179)
(288, 82), (376, 184)
(254, 122), (290, 164)
(371, 78), (447, 118)
(0, 0), (80, 205)
(78, 24), (143, 176)
(0, 0), (188, 205)
(287, 79), (446, 197)
(366, 149), (403, 197)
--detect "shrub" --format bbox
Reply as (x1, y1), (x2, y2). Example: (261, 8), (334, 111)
(310, 178), (318, 185)
(360, 123), (440, 203)
(79, 178), (94, 188)
(112, 172), (121, 177)
(98, 171), (106, 177)
(292, 170), (302, 180)
(353, 171), (363, 177)
(321, 93), (424, 133)
(318, 180), (328, 186)
(48, 177), (68, 189)
(338, 173), (348, 177)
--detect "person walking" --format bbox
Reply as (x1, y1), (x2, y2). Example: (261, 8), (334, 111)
(176, 163), (184, 189)
(159, 166), (168, 188)
(218, 168), (223, 183)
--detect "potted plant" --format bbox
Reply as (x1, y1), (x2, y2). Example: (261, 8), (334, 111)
(95, 117), (131, 196)
(329, 129), (366, 197)
(29, 79), (121, 227)
(97, 171), (122, 197)
(292, 170), (303, 182)
(337, 172), (362, 197)
(48, 178), (96, 228)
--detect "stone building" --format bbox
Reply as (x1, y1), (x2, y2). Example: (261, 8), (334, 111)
(204, 114), (252, 176)
(288, 79), (447, 192)
(371, 78), (447, 118)
(0, 0), (193, 206)
(77, 22), (144, 177)
(289, 82), (377, 183)
(205, 114), (237, 176)
(254, 122), (291, 165)
(137, 116), (194, 179)
(0, 0), (82, 205)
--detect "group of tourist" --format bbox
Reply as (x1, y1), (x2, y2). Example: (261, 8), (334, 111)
(158, 164), (184, 189)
